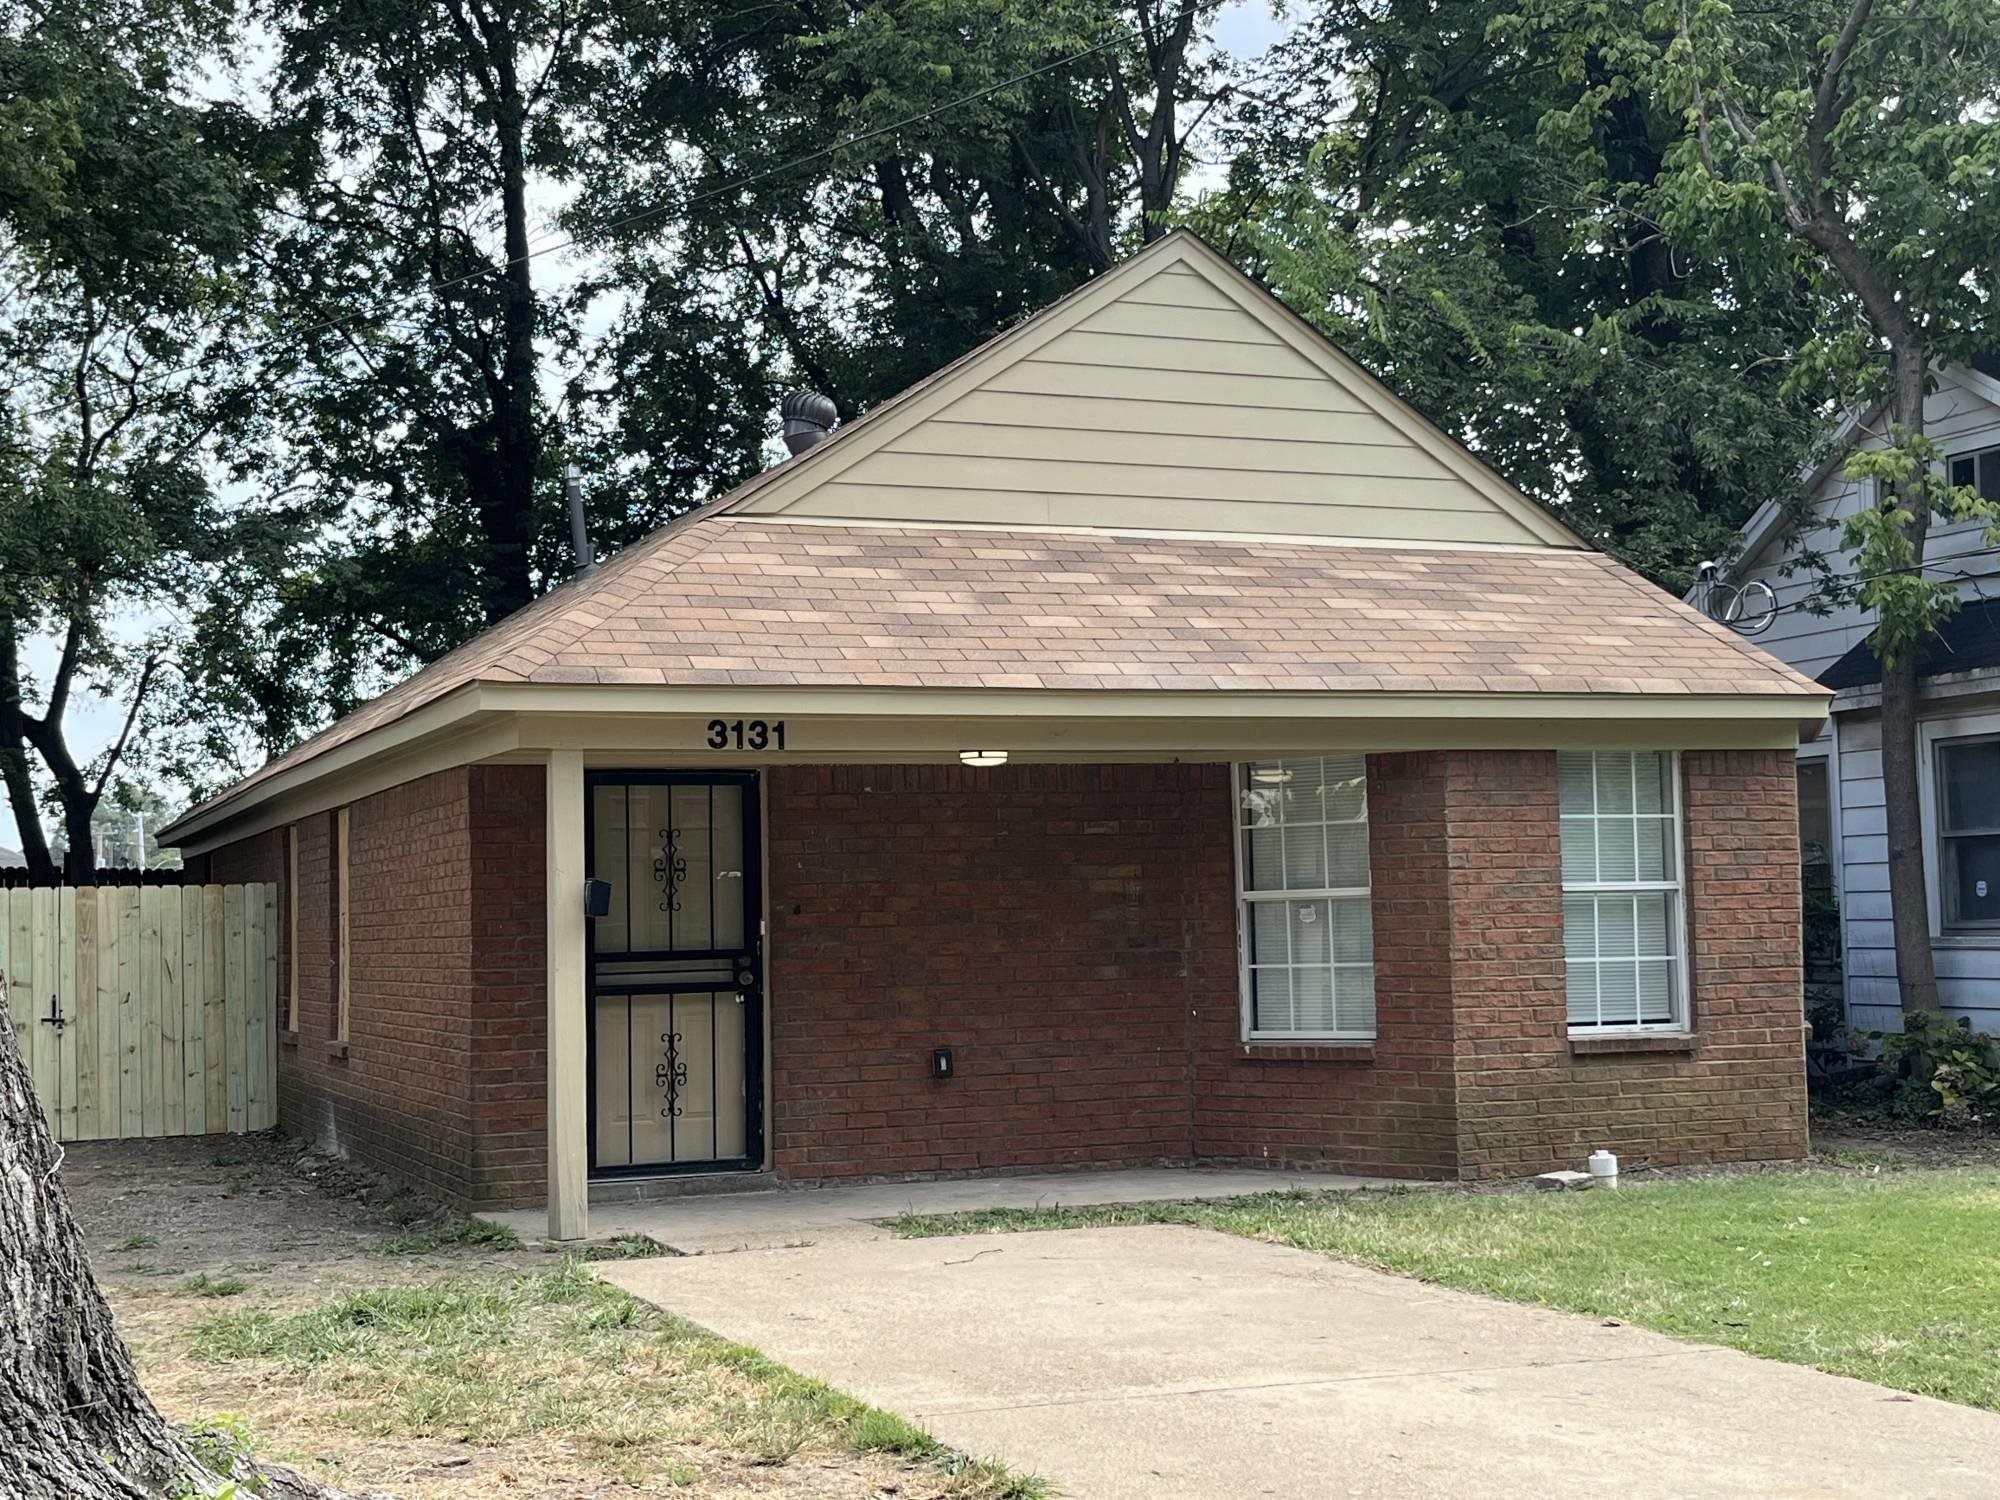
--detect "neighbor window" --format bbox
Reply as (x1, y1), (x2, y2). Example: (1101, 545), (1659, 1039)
(1559, 751), (1688, 1031)
(1948, 445), (2000, 503)
(1236, 756), (1375, 1039)
(1937, 735), (2000, 931)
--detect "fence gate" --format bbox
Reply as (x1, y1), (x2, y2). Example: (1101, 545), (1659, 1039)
(2, 883), (279, 1141)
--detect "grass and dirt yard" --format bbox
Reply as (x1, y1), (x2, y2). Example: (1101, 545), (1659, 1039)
(68, 1125), (2000, 1498)
(67, 1134), (1040, 1500)
(896, 1127), (2000, 1415)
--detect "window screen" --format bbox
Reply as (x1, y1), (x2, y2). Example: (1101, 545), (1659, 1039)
(1559, 751), (1687, 1031)
(1237, 756), (1375, 1038)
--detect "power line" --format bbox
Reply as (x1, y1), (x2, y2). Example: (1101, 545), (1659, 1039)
(1767, 547), (2000, 615)
(1712, 544), (2000, 633)
(78, 22), (1138, 406)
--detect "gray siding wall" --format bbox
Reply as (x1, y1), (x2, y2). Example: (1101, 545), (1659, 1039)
(1745, 366), (2000, 1032)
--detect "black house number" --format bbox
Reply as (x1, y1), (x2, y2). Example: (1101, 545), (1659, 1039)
(707, 718), (786, 751)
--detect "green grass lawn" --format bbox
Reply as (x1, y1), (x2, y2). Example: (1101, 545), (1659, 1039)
(895, 1164), (2000, 1412)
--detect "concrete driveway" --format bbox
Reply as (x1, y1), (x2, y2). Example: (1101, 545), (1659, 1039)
(600, 1224), (2000, 1499)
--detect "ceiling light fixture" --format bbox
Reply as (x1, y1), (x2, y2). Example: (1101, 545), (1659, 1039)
(959, 749), (1009, 767)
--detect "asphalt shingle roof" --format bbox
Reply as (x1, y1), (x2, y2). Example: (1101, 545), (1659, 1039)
(180, 512), (1822, 824)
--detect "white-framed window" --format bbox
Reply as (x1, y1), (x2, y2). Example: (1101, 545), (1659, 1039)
(1948, 445), (2000, 503)
(1235, 755), (1375, 1040)
(1559, 750), (1689, 1032)
(1935, 733), (2000, 933)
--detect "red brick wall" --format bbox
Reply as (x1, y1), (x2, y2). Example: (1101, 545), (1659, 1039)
(765, 763), (1220, 1181)
(774, 752), (1806, 1185)
(202, 747), (1805, 1204)
(1443, 748), (1809, 1178)
(467, 765), (548, 1204)
(211, 772), (471, 1202)
(1192, 753), (1459, 1178)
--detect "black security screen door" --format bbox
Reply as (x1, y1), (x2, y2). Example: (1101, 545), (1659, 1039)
(585, 771), (762, 1175)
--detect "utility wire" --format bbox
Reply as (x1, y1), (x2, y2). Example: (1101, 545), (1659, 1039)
(75, 23), (1138, 405)
(1753, 544), (2000, 618)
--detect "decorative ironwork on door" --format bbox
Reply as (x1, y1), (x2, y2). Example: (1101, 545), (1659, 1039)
(585, 773), (762, 1176)
(654, 1030), (687, 1119)
(653, 828), (686, 914)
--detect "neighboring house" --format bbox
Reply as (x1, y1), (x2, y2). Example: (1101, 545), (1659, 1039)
(160, 232), (1828, 1240)
(1725, 359), (2000, 1036)
(0, 845), (23, 869)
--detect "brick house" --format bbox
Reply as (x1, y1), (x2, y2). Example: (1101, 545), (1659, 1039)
(163, 233), (1830, 1238)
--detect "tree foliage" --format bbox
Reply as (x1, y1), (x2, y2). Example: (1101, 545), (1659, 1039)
(0, 1), (271, 877)
(1499, 0), (2000, 1012)
(1207, 0), (1831, 591)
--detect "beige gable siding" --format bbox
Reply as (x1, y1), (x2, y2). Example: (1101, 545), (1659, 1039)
(737, 237), (1579, 549)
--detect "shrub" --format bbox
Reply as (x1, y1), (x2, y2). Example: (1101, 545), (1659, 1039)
(1872, 1013), (2000, 1127)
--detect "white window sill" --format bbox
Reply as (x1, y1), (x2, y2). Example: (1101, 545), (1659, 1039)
(1238, 1038), (1376, 1062)
(1568, 1032), (1696, 1056)
(1934, 931), (2000, 949)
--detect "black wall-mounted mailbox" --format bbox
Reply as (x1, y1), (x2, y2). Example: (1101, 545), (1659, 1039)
(931, 1047), (954, 1080)
(584, 878), (613, 919)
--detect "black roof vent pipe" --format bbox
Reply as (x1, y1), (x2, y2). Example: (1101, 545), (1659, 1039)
(781, 389), (838, 456)
(564, 463), (597, 574)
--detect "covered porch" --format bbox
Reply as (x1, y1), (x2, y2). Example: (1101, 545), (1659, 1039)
(524, 692), (1808, 1243)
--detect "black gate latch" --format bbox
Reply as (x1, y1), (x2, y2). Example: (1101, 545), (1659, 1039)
(40, 992), (63, 1033)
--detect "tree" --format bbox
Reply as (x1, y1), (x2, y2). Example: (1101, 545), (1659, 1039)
(565, 0), (1238, 516)
(211, 0), (611, 743)
(0, 970), (370, 1497)
(0, 5), (274, 881)
(1205, 0), (1829, 591)
(1560, 0), (2000, 1014)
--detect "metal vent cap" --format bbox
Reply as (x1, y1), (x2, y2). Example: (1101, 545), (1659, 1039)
(780, 389), (838, 456)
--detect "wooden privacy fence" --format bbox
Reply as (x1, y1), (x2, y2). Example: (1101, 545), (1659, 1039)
(2, 883), (279, 1142)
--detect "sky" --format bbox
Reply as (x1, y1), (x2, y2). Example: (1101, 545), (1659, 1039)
(1, 0), (1295, 855)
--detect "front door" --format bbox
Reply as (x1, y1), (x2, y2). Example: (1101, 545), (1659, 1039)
(586, 772), (762, 1175)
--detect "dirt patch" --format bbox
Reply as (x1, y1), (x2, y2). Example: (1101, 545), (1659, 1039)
(1810, 1120), (2000, 1169)
(63, 1134), (1006, 1499)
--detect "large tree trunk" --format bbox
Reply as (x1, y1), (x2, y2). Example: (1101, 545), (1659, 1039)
(0, 974), (379, 1499)
(483, 30), (541, 629)
(1881, 344), (1942, 1016)
(0, 622), (58, 882)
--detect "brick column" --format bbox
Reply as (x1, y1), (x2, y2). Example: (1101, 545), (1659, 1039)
(1439, 750), (1571, 1178)
(1678, 749), (1810, 1162)
(1361, 753), (1460, 1175)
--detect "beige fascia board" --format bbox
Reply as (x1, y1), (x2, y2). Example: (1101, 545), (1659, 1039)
(173, 678), (1830, 850)
(170, 709), (517, 855)
(480, 681), (1829, 725)
(726, 511), (1569, 555)
(511, 713), (1805, 759)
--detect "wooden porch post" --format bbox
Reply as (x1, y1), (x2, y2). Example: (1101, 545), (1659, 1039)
(545, 749), (589, 1241)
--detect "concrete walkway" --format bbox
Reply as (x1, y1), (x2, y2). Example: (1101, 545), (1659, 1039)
(485, 1166), (1391, 1253)
(600, 1224), (2000, 1500)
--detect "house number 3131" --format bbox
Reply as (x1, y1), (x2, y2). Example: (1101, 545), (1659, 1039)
(706, 718), (786, 750)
